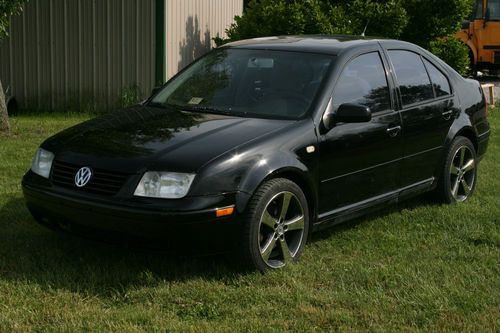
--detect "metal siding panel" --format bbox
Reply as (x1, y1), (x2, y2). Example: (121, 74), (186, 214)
(123, 0), (138, 89)
(109, 0), (123, 106)
(38, 0), (52, 109)
(0, 41), (11, 92)
(0, 0), (242, 110)
(165, 0), (242, 79)
(10, 12), (25, 108)
(137, 0), (154, 98)
(0, 26), (12, 99)
(80, 0), (96, 108)
(95, 0), (108, 108)
(67, 0), (81, 108)
(52, 0), (65, 108)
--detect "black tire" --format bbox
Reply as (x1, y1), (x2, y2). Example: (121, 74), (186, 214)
(436, 136), (477, 204)
(241, 178), (309, 272)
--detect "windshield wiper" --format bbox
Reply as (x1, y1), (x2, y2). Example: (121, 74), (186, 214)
(167, 103), (231, 115)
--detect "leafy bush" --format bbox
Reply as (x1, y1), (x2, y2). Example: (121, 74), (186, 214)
(220, 0), (474, 75)
(120, 85), (143, 108)
(218, 0), (408, 45)
(218, 0), (336, 45)
(401, 0), (472, 48)
(429, 37), (470, 75)
(328, 0), (408, 39)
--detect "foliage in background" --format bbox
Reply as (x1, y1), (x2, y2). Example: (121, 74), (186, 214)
(221, 0), (474, 75)
(400, 0), (473, 48)
(0, 0), (26, 39)
(327, 0), (408, 38)
(429, 37), (471, 76)
(216, 0), (336, 44)
(120, 85), (143, 108)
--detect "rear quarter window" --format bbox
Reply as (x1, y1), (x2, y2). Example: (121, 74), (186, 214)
(423, 58), (452, 97)
(388, 50), (434, 106)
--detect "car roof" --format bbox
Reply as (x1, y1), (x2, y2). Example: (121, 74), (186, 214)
(222, 35), (410, 55)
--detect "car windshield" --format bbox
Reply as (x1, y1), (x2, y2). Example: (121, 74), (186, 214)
(150, 49), (334, 120)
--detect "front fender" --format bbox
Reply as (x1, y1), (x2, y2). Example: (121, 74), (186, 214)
(188, 119), (318, 213)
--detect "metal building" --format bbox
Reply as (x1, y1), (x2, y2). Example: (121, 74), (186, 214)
(0, 0), (243, 111)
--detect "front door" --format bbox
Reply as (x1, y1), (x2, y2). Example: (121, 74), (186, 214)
(318, 51), (403, 217)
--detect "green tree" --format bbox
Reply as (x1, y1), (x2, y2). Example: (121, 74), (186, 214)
(219, 0), (336, 44)
(221, 0), (474, 74)
(401, 0), (472, 48)
(219, 0), (408, 45)
(328, 0), (408, 39)
(0, 0), (27, 133)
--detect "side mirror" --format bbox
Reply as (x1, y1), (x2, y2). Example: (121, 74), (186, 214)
(323, 103), (372, 130)
(151, 86), (162, 96)
(461, 20), (470, 30)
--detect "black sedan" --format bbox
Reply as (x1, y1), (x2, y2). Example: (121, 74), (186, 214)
(23, 36), (490, 272)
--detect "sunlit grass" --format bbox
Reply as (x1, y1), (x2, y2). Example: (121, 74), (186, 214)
(0, 111), (498, 332)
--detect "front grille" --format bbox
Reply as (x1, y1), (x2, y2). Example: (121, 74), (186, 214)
(51, 160), (129, 196)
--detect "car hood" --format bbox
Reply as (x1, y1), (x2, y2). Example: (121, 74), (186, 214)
(43, 105), (294, 173)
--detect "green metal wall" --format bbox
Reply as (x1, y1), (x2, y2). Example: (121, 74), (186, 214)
(0, 0), (157, 111)
(0, 0), (243, 111)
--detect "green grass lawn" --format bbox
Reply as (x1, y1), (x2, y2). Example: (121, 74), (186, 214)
(0, 111), (498, 332)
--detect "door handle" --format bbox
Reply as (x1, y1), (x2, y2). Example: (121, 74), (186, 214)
(442, 110), (454, 120)
(386, 125), (401, 137)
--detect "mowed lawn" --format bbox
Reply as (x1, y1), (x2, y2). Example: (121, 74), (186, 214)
(0, 110), (498, 332)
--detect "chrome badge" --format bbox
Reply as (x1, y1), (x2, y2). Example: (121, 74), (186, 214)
(74, 167), (92, 187)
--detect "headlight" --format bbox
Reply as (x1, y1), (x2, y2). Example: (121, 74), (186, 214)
(134, 172), (195, 199)
(31, 148), (55, 179)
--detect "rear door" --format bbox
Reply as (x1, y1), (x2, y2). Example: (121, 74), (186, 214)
(385, 49), (456, 188)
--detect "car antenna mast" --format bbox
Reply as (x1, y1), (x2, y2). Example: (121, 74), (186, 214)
(361, 19), (370, 37)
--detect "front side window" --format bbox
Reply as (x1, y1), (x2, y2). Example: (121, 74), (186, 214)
(151, 49), (334, 120)
(423, 58), (451, 97)
(331, 52), (391, 113)
(388, 50), (434, 106)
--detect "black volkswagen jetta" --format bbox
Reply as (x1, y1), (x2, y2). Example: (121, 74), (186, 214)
(23, 36), (490, 271)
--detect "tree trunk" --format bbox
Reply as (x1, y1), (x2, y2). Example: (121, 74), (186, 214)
(0, 79), (10, 133)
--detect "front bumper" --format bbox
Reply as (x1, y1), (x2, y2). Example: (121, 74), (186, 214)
(22, 172), (241, 251)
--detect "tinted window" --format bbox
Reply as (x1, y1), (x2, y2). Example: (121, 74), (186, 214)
(332, 52), (391, 113)
(488, 0), (500, 19)
(151, 49), (334, 120)
(474, 0), (483, 19)
(388, 50), (433, 106)
(423, 58), (451, 97)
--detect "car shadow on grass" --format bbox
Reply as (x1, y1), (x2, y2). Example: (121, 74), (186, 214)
(0, 196), (246, 295)
(309, 194), (439, 243)
(0, 194), (440, 296)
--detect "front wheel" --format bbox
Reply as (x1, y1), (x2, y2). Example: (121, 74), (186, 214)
(241, 178), (309, 272)
(436, 136), (477, 203)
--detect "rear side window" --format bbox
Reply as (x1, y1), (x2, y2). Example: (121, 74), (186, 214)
(332, 52), (391, 113)
(388, 50), (433, 106)
(423, 58), (451, 97)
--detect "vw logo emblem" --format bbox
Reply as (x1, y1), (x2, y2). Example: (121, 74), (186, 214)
(74, 167), (92, 187)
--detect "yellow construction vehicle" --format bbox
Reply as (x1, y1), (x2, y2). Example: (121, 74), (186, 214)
(457, 0), (500, 75)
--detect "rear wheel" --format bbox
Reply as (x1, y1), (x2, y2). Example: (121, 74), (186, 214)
(436, 136), (477, 203)
(241, 178), (309, 272)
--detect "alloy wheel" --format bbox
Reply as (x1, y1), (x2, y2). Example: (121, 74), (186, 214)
(258, 191), (305, 268)
(450, 145), (476, 202)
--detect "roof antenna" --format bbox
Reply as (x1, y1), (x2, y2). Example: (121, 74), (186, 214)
(361, 19), (370, 37)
